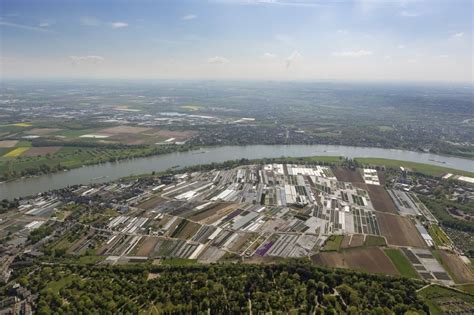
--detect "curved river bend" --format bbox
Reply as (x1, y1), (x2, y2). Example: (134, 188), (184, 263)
(1, 144), (473, 200)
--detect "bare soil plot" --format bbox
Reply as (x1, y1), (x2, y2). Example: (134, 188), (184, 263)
(311, 247), (399, 276)
(375, 212), (426, 247)
(22, 146), (62, 157)
(138, 196), (167, 210)
(228, 232), (255, 252)
(136, 237), (160, 256)
(353, 182), (397, 213)
(172, 220), (201, 240)
(189, 202), (238, 224)
(100, 126), (151, 134)
(365, 185), (398, 214)
(107, 133), (147, 145)
(0, 140), (18, 148)
(340, 235), (352, 249)
(333, 167), (364, 183)
(345, 234), (365, 248)
(148, 129), (198, 141)
(438, 250), (474, 283)
(26, 128), (61, 135)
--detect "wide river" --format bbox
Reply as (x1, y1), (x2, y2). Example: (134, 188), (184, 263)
(1, 144), (473, 200)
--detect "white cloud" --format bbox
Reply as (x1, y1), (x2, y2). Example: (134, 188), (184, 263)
(181, 14), (197, 20)
(286, 50), (301, 68)
(332, 50), (373, 57)
(452, 32), (464, 38)
(80, 17), (100, 26)
(110, 22), (128, 29)
(69, 55), (105, 64)
(398, 44), (406, 49)
(262, 52), (277, 59)
(0, 21), (51, 33)
(208, 56), (229, 64)
(436, 54), (449, 59)
(400, 10), (420, 17)
(337, 29), (348, 35)
(38, 22), (51, 28)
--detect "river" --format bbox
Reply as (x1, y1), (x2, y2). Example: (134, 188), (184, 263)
(1, 144), (472, 199)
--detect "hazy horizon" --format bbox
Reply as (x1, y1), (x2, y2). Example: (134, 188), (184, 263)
(1, 0), (473, 82)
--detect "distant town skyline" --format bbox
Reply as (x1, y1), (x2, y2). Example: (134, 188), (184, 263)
(1, 0), (472, 82)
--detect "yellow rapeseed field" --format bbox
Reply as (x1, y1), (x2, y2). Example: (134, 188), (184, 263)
(11, 122), (33, 127)
(3, 147), (30, 157)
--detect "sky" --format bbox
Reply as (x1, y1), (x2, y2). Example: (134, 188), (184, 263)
(0, 0), (472, 82)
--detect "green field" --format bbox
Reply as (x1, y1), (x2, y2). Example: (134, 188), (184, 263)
(364, 235), (387, 247)
(384, 248), (419, 278)
(417, 285), (474, 315)
(355, 157), (474, 177)
(428, 224), (451, 247)
(322, 235), (344, 251)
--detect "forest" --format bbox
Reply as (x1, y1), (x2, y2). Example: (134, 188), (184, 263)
(6, 262), (429, 314)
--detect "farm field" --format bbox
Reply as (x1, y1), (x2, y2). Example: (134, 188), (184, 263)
(311, 247), (399, 276)
(322, 235), (343, 251)
(135, 237), (160, 257)
(384, 248), (420, 278)
(3, 147), (30, 157)
(364, 235), (387, 247)
(428, 224), (451, 247)
(21, 146), (62, 157)
(0, 140), (19, 148)
(375, 212), (426, 247)
(364, 184), (398, 214)
(435, 250), (474, 283)
(340, 234), (365, 249)
(332, 167), (363, 183)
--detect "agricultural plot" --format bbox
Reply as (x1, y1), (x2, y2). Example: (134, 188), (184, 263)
(25, 128), (61, 135)
(404, 248), (453, 285)
(436, 250), (474, 283)
(134, 237), (160, 257)
(311, 247), (399, 276)
(428, 224), (451, 247)
(375, 212), (426, 247)
(341, 234), (365, 249)
(0, 140), (19, 148)
(137, 196), (167, 210)
(384, 248), (419, 278)
(333, 167), (364, 183)
(21, 146), (62, 157)
(352, 208), (380, 235)
(3, 147), (30, 157)
(365, 185), (398, 214)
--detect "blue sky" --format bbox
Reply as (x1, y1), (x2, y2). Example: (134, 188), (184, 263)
(0, 0), (472, 81)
